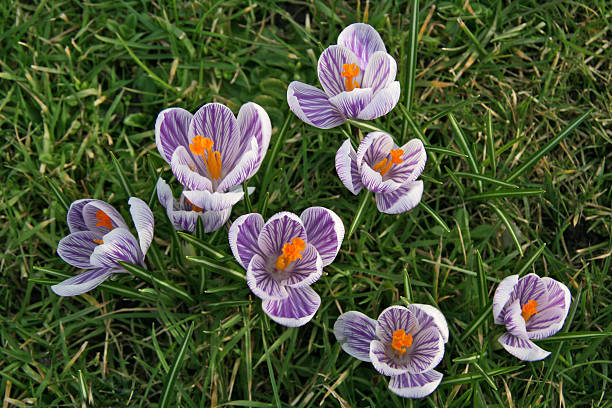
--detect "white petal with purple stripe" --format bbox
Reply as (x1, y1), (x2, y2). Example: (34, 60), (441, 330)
(90, 228), (143, 269)
(329, 88), (373, 119)
(228, 213), (264, 270)
(282, 244), (322, 288)
(369, 340), (409, 376)
(82, 200), (129, 235)
(411, 304), (449, 343)
(128, 197), (154, 255)
(57, 231), (103, 268)
(493, 274), (519, 324)
(67, 199), (95, 233)
(155, 107), (193, 164)
(257, 212), (307, 256)
(237, 102), (271, 171)
(362, 51), (397, 94)
(498, 332), (550, 361)
(317, 45), (362, 98)
(300, 207), (345, 267)
(261, 285), (321, 327)
(388, 370), (443, 399)
(375, 306), (417, 344)
(405, 326), (445, 374)
(375, 180), (423, 214)
(334, 311), (377, 362)
(335, 139), (363, 195)
(357, 81), (401, 120)
(51, 268), (116, 297)
(170, 146), (214, 192)
(182, 189), (244, 212)
(337, 23), (386, 67)
(246, 254), (289, 300)
(287, 82), (346, 129)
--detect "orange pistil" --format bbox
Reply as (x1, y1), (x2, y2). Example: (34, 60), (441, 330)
(92, 238), (104, 245)
(275, 237), (306, 270)
(95, 210), (114, 230)
(373, 148), (404, 177)
(189, 135), (222, 180)
(391, 329), (413, 355)
(185, 198), (203, 213)
(340, 63), (360, 91)
(521, 299), (538, 322)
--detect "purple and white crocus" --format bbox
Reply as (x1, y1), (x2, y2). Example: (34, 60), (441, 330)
(334, 305), (448, 398)
(52, 198), (154, 296)
(336, 131), (426, 214)
(156, 178), (231, 233)
(493, 273), (571, 361)
(287, 23), (400, 129)
(155, 102), (271, 231)
(229, 207), (344, 327)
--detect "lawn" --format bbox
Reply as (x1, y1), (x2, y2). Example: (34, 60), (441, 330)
(1, 1), (610, 407)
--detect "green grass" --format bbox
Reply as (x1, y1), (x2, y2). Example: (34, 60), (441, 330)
(1, 1), (611, 407)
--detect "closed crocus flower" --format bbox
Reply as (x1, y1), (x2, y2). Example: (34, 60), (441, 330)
(287, 23), (400, 129)
(156, 178), (230, 233)
(335, 131), (426, 214)
(334, 305), (449, 399)
(155, 102), (271, 212)
(228, 207), (344, 327)
(52, 198), (154, 296)
(493, 273), (571, 361)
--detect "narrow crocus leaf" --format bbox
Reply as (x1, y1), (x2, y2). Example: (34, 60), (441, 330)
(110, 151), (134, 197)
(486, 109), (496, 176)
(515, 243), (547, 277)
(48, 179), (70, 211)
(260, 321), (282, 407)
(467, 188), (545, 201)
(185, 256), (246, 281)
(348, 190), (371, 239)
(449, 113), (481, 192)
(159, 323), (194, 408)
(453, 172), (519, 189)
(118, 261), (194, 303)
(534, 331), (612, 343)
(439, 366), (523, 387)
(418, 202), (451, 233)
(488, 202), (523, 256)
(506, 109), (591, 182)
(260, 112), (291, 198)
(404, 0), (419, 113)
(177, 231), (226, 259)
(459, 301), (493, 343)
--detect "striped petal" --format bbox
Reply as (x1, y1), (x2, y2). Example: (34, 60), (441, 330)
(337, 23), (386, 67)
(369, 339), (409, 376)
(128, 197), (154, 255)
(216, 138), (259, 192)
(385, 139), (427, 184)
(237, 102), (271, 172)
(82, 200), (129, 235)
(67, 199), (95, 233)
(57, 231), (103, 268)
(329, 88), (373, 119)
(357, 81), (401, 120)
(51, 268), (116, 297)
(335, 138), (364, 195)
(246, 254), (288, 300)
(182, 189), (244, 212)
(493, 275), (519, 324)
(317, 45), (362, 98)
(170, 146), (214, 192)
(357, 131), (395, 170)
(282, 244), (322, 288)
(405, 326), (445, 374)
(89, 228), (143, 269)
(503, 298), (528, 339)
(375, 180), (423, 214)
(228, 213), (264, 270)
(362, 51), (397, 94)
(155, 107), (193, 164)
(411, 304), (449, 343)
(261, 285), (321, 327)
(388, 370), (443, 399)
(334, 311), (377, 362)
(498, 332), (550, 361)
(287, 81), (346, 129)
(376, 306), (417, 344)
(300, 207), (345, 267)
(257, 212), (307, 256)
(527, 277), (571, 339)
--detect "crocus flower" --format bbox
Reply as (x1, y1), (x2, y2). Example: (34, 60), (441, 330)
(52, 198), (154, 296)
(155, 102), (271, 212)
(493, 273), (571, 361)
(156, 178), (231, 233)
(335, 131), (426, 214)
(334, 304), (449, 398)
(287, 23), (400, 129)
(228, 207), (344, 327)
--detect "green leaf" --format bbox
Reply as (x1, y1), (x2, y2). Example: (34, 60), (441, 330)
(467, 188), (545, 201)
(118, 261), (194, 303)
(159, 323), (194, 408)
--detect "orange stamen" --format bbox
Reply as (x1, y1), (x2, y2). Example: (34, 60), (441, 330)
(391, 329), (413, 355)
(521, 299), (538, 322)
(275, 237), (306, 270)
(189, 136), (222, 180)
(185, 198), (203, 213)
(373, 149), (404, 176)
(92, 238), (104, 245)
(340, 63), (360, 91)
(95, 210), (114, 230)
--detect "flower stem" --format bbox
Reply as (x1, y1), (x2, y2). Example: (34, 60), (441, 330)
(348, 190), (371, 239)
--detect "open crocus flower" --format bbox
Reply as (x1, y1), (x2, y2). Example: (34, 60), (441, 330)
(52, 198), (154, 296)
(287, 23), (400, 129)
(493, 273), (571, 361)
(228, 207), (344, 327)
(334, 304), (449, 398)
(155, 102), (271, 212)
(156, 178), (230, 233)
(335, 131), (426, 214)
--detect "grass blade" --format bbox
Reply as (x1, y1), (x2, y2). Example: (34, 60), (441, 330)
(159, 323), (194, 408)
(453, 172), (518, 189)
(119, 261), (194, 303)
(466, 188), (545, 201)
(110, 151), (134, 197)
(486, 109), (495, 176)
(506, 110), (591, 182)
(186, 256), (245, 281)
(449, 113), (481, 191)
(487, 202), (523, 256)
(404, 0), (419, 113)
(347, 191), (371, 239)
(418, 201), (450, 233)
